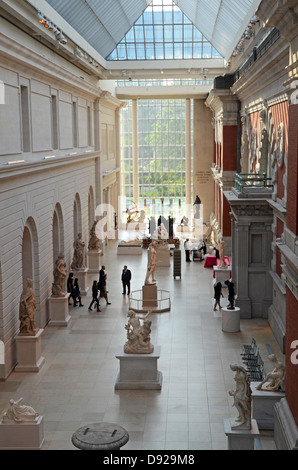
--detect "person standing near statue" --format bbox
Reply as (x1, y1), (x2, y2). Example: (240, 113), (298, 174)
(121, 265), (132, 295)
(184, 238), (192, 262)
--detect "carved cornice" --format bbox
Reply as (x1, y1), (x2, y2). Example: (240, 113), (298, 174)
(257, 0), (298, 43)
(205, 89), (239, 126)
(224, 190), (273, 220)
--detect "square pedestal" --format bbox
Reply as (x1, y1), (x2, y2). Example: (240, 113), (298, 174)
(213, 265), (232, 283)
(15, 329), (45, 372)
(87, 250), (102, 272)
(156, 246), (170, 267)
(251, 382), (285, 429)
(48, 294), (71, 326)
(117, 245), (142, 255)
(0, 416), (44, 449)
(222, 307), (240, 333)
(224, 419), (259, 450)
(142, 284), (158, 309)
(73, 268), (89, 296)
(115, 345), (162, 390)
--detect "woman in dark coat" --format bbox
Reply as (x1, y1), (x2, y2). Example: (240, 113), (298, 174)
(88, 280), (101, 312)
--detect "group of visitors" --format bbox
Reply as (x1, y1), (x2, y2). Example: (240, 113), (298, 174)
(184, 238), (207, 262)
(67, 273), (83, 307)
(88, 265), (112, 312)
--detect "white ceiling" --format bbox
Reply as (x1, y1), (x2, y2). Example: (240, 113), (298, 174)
(44, 0), (262, 62)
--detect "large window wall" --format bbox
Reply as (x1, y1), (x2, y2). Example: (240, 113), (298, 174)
(120, 98), (193, 218)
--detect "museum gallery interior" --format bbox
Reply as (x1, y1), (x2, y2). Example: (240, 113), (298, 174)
(0, 0), (297, 451)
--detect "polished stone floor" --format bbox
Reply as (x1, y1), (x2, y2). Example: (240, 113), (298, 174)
(0, 231), (279, 450)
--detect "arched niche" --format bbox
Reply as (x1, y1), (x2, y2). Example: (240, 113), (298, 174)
(88, 186), (95, 229)
(53, 203), (64, 264)
(21, 217), (40, 324)
(73, 193), (82, 240)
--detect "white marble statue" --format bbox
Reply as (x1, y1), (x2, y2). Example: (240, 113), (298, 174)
(152, 223), (168, 245)
(145, 240), (157, 285)
(124, 310), (154, 354)
(88, 221), (102, 251)
(19, 279), (37, 336)
(218, 233), (228, 269)
(229, 364), (252, 430)
(119, 237), (141, 246)
(256, 354), (285, 392)
(71, 233), (86, 270)
(2, 398), (39, 423)
(52, 252), (67, 297)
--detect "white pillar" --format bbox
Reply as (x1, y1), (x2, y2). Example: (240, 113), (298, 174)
(185, 98), (191, 210)
(132, 99), (139, 206)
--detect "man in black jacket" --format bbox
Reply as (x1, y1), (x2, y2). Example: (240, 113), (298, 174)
(121, 265), (131, 295)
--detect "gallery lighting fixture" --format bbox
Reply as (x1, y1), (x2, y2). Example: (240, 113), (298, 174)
(36, 11), (67, 45)
(7, 159), (25, 164)
(73, 47), (99, 68)
(230, 15), (260, 60)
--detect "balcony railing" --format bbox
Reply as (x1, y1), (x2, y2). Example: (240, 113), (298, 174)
(234, 173), (273, 196)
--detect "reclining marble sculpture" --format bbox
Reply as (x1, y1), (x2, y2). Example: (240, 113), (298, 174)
(124, 310), (154, 354)
(2, 398), (39, 423)
(229, 364), (252, 430)
(256, 354), (285, 392)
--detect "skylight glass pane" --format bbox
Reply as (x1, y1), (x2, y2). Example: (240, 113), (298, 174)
(184, 24), (192, 41)
(155, 43), (164, 60)
(107, 0), (222, 61)
(146, 44), (155, 60)
(127, 44), (136, 60)
(174, 24), (183, 42)
(136, 44), (145, 60)
(164, 24), (173, 42)
(164, 43), (173, 59)
(174, 43), (183, 59)
(134, 25), (144, 42)
(144, 25), (154, 42)
(154, 25), (164, 42)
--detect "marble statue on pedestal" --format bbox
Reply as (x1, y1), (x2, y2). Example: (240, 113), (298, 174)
(88, 221), (101, 251)
(52, 253), (67, 297)
(218, 233), (228, 269)
(2, 398), (39, 423)
(19, 279), (37, 336)
(256, 354), (286, 392)
(71, 233), (86, 270)
(124, 311), (154, 354)
(152, 223), (168, 245)
(145, 241), (157, 285)
(229, 364), (252, 430)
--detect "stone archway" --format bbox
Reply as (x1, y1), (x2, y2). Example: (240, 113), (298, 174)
(53, 203), (64, 264)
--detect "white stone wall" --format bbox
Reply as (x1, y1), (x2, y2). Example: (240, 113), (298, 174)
(0, 18), (122, 379)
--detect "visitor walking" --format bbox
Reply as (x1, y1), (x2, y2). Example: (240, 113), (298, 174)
(99, 274), (111, 306)
(88, 280), (101, 312)
(67, 272), (75, 306)
(213, 281), (224, 311)
(73, 278), (84, 306)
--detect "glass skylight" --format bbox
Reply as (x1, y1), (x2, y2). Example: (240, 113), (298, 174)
(106, 0), (222, 61)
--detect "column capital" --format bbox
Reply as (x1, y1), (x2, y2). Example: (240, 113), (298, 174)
(205, 89), (239, 126)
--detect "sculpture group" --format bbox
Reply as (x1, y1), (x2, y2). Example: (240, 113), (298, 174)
(124, 310), (154, 354)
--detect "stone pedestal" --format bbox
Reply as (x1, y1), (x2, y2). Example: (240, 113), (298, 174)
(156, 245), (170, 266)
(251, 382), (285, 430)
(73, 268), (89, 295)
(48, 294), (71, 327)
(142, 284), (158, 309)
(222, 307), (240, 333)
(213, 265), (232, 284)
(15, 329), (45, 372)
(0, 416), (44, 449)
(72, 422), (129, 450)
(115, 345), (162, 390)
(117, 244), (142, 255)
(224, 419), (260, 450)
(87, 250), (102, 272)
